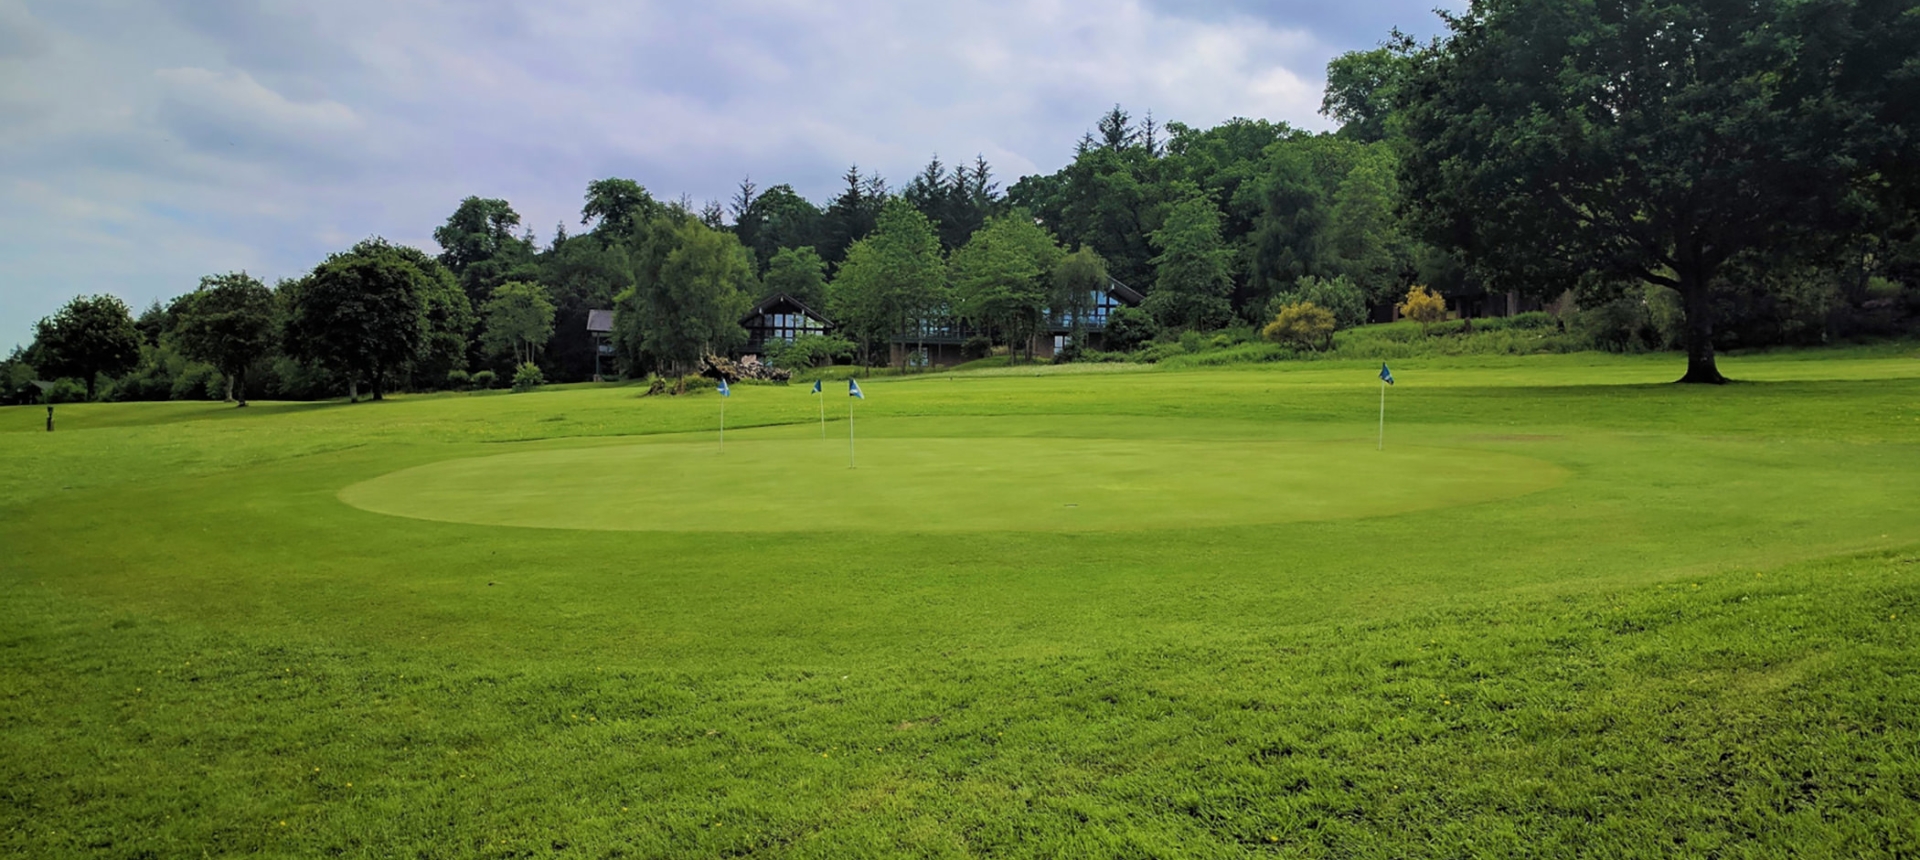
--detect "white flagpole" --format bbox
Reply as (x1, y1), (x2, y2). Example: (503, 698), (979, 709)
(847, 395), (856, 469)
(720, 393), (726, 451)
(818, 388), (826, 439)
(1377, 379), (1385, 451)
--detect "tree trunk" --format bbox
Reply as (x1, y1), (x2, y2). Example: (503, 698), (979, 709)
(1677, 267), (1727, 384)
(85, 372), (97, 402)
(233, 365), (248, 407)
(223, 372), (235, 403)
(349, 378), (359, 403)
(372, 367), (385, 401)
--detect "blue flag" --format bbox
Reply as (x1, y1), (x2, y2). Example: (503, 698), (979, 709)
(849, 378), (864, 399)
(717, 377), (731, 397)
(811, 379), (822, 394)
(1379, 362), (1395, 385)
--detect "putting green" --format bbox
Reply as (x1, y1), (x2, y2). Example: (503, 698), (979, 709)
(339, 436), (1567, 532)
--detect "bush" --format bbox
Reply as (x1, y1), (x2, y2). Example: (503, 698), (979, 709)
(961, 336), (993, 361)
(1270, 275), (1368, 329)
(1130, 342), (1189, 364)
(511, 362), (545, 393)
(1103, 306), (1158, 352)
(1262, 302), (1337, 351)
(1398, 285), (1448, 332)
(446, 369), (470, 389)
(768, 333), (856, 370)
(1053, 338), (1083, 364)
(471, 369), (497, 390)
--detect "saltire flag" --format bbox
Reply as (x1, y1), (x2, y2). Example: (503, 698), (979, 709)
(718, 377), (731, 397)
(849, 378), (864, 399)
(1379, 362), (1394, 385)
(811, 379), (822, 394)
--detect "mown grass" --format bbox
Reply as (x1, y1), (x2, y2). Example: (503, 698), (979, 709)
(2, 347), (1919, 857)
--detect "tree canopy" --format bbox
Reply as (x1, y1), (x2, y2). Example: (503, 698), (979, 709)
(282, 238), (434, 401)
(1399, 0), (1916, 382)
(172, 272), (276, 405)
(33, 294), (141, 401)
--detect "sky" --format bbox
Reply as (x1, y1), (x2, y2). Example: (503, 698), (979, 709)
(0, 0), (1457, 349)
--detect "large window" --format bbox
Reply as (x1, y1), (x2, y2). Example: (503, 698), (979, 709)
(757, 310), (827, 344)
(1051, 289), (1124, 328)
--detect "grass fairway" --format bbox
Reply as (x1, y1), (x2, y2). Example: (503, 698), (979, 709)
(3, 347), (1920, 858)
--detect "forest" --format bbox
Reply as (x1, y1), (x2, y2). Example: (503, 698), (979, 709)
(6, 0), (1919, 403)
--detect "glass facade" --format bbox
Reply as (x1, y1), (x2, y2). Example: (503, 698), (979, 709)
(1051, 289), (1125, 329)
(749, 310), (828, 345)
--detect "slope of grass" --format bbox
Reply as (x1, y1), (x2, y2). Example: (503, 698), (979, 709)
(2, 346), (1918, 857)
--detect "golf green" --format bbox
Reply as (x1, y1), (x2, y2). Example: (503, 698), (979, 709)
(339, 435), (1567, 531)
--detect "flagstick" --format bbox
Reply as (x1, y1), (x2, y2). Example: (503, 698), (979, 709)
(847, 396), (856, 469)
(818, 390), (826, 439)
(1377, 379), (1385, 451)
(720, 394), (726, 452)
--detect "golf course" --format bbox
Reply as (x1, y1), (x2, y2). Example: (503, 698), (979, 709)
(3, 348), (1918, 857)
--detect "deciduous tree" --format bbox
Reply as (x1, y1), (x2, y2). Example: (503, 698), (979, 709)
(172, 272), (277, 406)
(481, 281), (557, 366)
(32, 294), (141, 401)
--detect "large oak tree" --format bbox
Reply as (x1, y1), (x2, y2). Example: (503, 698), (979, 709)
(1400, 0), (1915, 382)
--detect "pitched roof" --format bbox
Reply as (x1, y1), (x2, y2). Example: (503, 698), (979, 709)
(586, 309), (615, 333)
(1106, 277), (1145, 306)
(741, 293), (833, 326)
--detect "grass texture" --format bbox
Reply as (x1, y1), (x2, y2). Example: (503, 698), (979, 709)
(3, 347), (1919, 858)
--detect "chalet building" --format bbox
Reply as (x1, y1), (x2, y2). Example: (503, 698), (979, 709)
(586, 309), (615, 380)
(888, 278), (1145, 368)
(740, 293), (834, 362)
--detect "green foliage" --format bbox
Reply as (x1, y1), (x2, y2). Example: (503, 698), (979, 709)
(1101, 306), (1158, 353)
(1050, 245), (1108, 335)
(761, 246), (829, 311)
(765, 333), (854, 370)
(733, 183), (825, 271)
(828, 199), (947, 368)
(480, 281), (557, 366)
(281, 238), (433, 401)
(1321, 45), (1414, 142)
(433, 196), (540, 306)
(950, 210), (1062, 363)
(510, 361), (545, 393)
(1398, 0), (1916, 381)
(1144, 191), (1234, 330)
(620, 217), (754, 374)
(32, 294), (142, 401)
(445, 369), (470, 389)
(581, 178), (660, 242)
(171, 272), (276, 405)
(1269, 274), (1367, 330)
(470, 369), (496, 389)
(1262, 301), (1338, 351)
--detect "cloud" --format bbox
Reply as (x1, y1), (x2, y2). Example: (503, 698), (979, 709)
(0, 0), (1449, 349)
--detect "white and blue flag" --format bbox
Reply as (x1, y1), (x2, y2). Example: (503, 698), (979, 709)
(848, 378), (864, 399)
(1379, 362), (1395, 386)
(811, 379), (822, 394)
(717, 377), (731, 397)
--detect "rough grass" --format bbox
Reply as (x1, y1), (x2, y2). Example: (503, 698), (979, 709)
(3, 348), (1919, 858)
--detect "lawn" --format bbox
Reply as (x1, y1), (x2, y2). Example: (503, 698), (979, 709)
(3, 347), (1919, 858)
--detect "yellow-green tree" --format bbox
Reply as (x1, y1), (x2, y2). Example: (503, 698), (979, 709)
(1397, 284), (1447, 334)
(1262, 301), (1336, 351)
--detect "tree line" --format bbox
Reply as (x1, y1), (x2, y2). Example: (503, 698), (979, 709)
(8, 0), (1919, 402)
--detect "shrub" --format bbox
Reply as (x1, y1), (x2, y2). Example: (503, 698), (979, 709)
(1178, 329), (1208, 353)
(446, 369), (470, 389)
(471, 369), (497, 390)
(768, 333), (855, 370)
(1054, 338), (1084, 364)
(511, 362), (545, 393)
(1262, 302), (1337, 351)
(1270, 275), (1369, 329)
(1398, 285), (1448, 333)
(1130, 342), (1189, 364)
(1103, 306), (1158, 352)
(961, 336), (993, 360)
